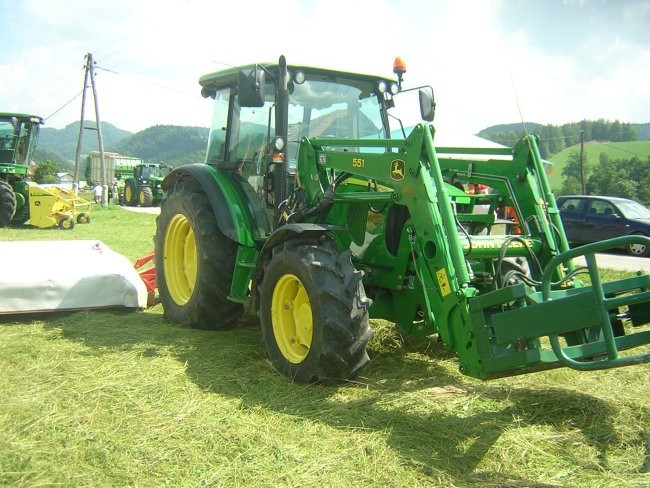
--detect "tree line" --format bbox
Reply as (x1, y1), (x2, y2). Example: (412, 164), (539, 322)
(561, 152), (650, 206)
(479, 119), (638, 159)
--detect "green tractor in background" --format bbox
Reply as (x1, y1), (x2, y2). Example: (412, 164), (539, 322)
(154, 55), (650, 384)
(123, 163), (165, 207)
(0, 112), (43, 227)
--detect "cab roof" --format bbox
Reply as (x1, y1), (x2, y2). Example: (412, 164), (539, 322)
(198, 61), (397, 95)
(0, 113), (44, 124)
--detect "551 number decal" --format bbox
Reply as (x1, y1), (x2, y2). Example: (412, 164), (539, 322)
(352, 157), (365, 168)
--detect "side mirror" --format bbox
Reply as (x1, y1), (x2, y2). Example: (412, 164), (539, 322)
(238, 68), (266, 107)
(419, 87), (435, 122)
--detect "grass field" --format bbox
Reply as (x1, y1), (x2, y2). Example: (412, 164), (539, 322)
(1, 205), (649, 487)
(548, 140), (650, 192)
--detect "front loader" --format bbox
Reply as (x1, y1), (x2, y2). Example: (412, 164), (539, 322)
(154, 56), (650, 384)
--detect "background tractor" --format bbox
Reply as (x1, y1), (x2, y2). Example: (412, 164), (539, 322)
(154, 56), (650, 384)
(0, 112), (91, 229)
(123, 163), (165, 207)
(0, 112), (43, 226)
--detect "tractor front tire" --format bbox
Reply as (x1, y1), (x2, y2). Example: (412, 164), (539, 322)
(124, 181), (138, 206)
(139, 186), (154, 207)
(0, 180), (17, 227)
(155, 181), (243, 330)
(258, 237), (373, 384)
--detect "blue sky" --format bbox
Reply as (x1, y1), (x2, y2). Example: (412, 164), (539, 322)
(0, 0), (648, 139)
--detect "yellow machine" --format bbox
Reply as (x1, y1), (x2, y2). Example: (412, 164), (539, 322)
(27, 184), (91, 229)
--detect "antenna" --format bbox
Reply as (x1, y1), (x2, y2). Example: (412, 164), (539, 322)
(73, 52), (108, 205)
(509, 67), (529, 137)
(509, 67), (539, 161)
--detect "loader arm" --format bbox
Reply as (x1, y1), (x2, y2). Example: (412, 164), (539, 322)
(292, 125), (650, 379)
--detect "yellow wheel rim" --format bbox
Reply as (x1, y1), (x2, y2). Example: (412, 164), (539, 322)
(271, 273), (313, 363)
(139, 192), (145, 204)
(125, 186), (132, 202)
(163, 214), (197, 306)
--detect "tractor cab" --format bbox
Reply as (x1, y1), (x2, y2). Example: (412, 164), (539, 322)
(198, 57), (435, 230)
(0, 113), (43, 168)
(135, 164), (162, 181)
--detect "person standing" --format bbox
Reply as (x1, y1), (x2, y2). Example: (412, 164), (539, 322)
(94, 183), (102, 204)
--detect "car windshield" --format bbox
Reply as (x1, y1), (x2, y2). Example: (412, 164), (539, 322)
(617, 199), (650, 219)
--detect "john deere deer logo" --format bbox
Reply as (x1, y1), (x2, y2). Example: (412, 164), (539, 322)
(390, 159), (405, 181)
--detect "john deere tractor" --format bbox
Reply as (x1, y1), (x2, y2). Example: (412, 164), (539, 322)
(123, 163), (165, 207)
(0, 113), (43, 226)
(154, 55), (650, 384)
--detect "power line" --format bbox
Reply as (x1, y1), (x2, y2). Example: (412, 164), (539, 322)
(94, 65), (201, 99)
(44, 91), (83, 122)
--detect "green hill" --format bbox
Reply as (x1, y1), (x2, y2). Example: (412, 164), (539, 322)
(115, 125), (209, 166)
(35, 123), (209, 171)
(548, 140), (650, 191)
(37, 121), (133, 166)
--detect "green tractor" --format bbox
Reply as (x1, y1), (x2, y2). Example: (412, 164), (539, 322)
(0, 112), (43, 226)
(154, 55), (650, 384)
(123, 163), (165, 207)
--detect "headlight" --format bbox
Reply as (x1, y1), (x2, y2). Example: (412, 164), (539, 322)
(273, 137), (285, 151)
(293, 70), (305, 84)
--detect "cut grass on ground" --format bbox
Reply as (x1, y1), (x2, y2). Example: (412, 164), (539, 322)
(1, 205), (649, 487)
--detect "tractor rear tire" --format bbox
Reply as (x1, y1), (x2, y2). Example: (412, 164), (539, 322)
(155, 181), (243, 330)
(124, 181), (138, 206)
(258, 237), (373, 384)
(139, 186), (154, 207)
(11, 204), (30, 226)
(0, 180), (17, 227)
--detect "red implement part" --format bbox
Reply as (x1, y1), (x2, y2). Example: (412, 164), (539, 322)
(134, 251), (157, 307)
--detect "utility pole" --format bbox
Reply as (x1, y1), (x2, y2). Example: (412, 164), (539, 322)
(579, 130), (585, 195)
(73, 52), (108, 205)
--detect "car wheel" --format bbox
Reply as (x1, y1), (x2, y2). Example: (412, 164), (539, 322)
(627, 233), (650, 257)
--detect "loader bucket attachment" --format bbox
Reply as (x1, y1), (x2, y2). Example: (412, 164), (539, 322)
(28, 185), (92, 229)
(469, 235), (650, 379)
(541, 235), (650, 370)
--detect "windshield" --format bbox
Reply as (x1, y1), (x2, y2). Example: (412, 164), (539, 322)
(0, 117), (17, 151)
(618, 199), (650, 219)
(287, 79), (384, 142)
(141, 166), (160, 179)
(206, 75), (387, 171)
